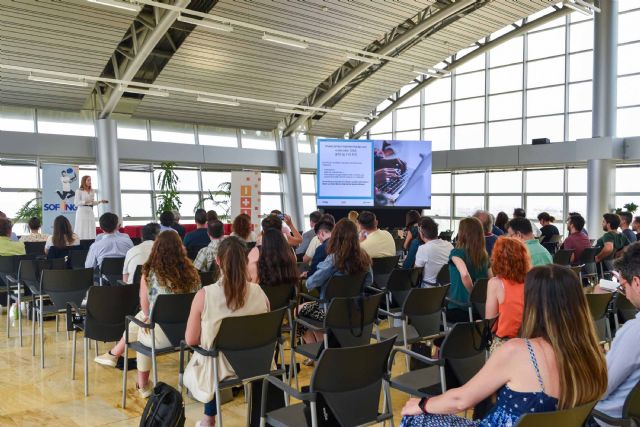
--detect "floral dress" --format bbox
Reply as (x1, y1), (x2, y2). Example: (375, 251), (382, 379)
(400, 339), (558, 427)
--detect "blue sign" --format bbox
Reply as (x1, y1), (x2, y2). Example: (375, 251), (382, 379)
(42, 164), (79, 234)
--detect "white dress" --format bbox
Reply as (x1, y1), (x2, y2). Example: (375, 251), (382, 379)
(74, 189), (98, 239)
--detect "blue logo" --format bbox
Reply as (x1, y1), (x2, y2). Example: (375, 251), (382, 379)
(44, 203), (77, 212)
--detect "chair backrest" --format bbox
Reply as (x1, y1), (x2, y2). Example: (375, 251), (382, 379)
(470, 278), (489, 318)
(247, 241), (257, 250)
(324, 272), (368, 300)
(198, 269), (219, 287)
(24, 241), (46, 256)
(586, 292), (613, 341)
(514, 401), (597, 426)
(100, 257), (125, 274)
(394, 238), (404, 253)
(149, 293), (196, 347)
(68, 248), (89, 269)
(324, 293), (384, 348)
(0, 254), (36, 277)
(84, 285), (140, 341)
(579, 247), (598, 265)
(371, 256), (400, 289)
(79, 239), (94, 250)
(46, 245), (70, 260)
(261, 283), (296, 310)
(553, 249), (574, 266)
(387, 267), (421, 307)
(403, 285), (449, 338)
(549, 234), (562, 244)
(19, 258), (66, 294)
(213, 308), (286, 380)
(616, 293), (639, 323)
(131, 237), (142, 246)
(310, 338), (395, 427)
(41, 268), (94, 310)
(623, 378), (640, 421)
(131, 264), (143, 286)
(440, 321), (488, 386)
(542, 242), (558, 255)
(436, 264), (450, 285)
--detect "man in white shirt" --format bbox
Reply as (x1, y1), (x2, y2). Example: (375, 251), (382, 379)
(122, 223), (159, 284)
(357, 211), (396, 258)
(414, 216), (453, 286)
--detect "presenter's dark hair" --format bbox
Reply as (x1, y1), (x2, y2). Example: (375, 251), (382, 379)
(159, 211), (174, 227)
(495, 211), (509, 232)
(28, 217), (41, 231)
(99, 213), (119, 233)
(357, 211), (377, 230)
(142, 223), (160, 242)
(52, 216), (74, 248)
(207, 220), (224, 239)
(194, 209), (207, 225)
(537, 212), (555, 223)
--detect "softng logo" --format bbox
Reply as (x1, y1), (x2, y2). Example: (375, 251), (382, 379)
(44, 203), (77, 212)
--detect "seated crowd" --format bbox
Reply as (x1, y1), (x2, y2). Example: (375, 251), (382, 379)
(0, 204), (639, 427)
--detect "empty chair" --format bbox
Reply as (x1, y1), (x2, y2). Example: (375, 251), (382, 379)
(435, 264), (450, 286)
(371, 255), (400, 290)
(261, 338), (396, 427)
(382, 267), (422, 312)
(24, 241), (46, 256)
(553, 249), (574, 266)
(578, 247), (599, 284)
(586, 292), (614, 343)
(68, 248), (89, 269)
(67, 284), (139, 396)
(515, 401), (597, 426)
(592, 378), (640, 427)
(99, 257), (125, 285)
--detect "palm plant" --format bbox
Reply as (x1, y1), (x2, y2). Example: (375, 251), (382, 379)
(13, 192), (42, 233)
(196, 182), (231, 221)
(156, 162), (181, 215)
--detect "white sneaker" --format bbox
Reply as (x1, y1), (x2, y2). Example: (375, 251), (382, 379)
(94, 352), (118, 368)
(137, 383), (153, 399)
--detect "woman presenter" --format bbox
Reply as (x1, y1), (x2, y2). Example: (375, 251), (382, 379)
(74, 176), (108, 239)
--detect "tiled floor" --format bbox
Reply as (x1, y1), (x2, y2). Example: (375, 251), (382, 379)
(0, 311), (415, 426)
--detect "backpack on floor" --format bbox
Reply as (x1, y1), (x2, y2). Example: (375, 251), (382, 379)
(140, 382), (185, 427)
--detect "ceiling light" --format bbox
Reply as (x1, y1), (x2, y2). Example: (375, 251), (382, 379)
(177, 15), (233, 32)
(262, 33), (308, 49)
(28, 74), (89, 87)
(118, 85), (169, 97)
(275, 107), (313, 115)
(87, 0), (140, 12)
(346, 54), (381, 65)
(197, 96), (240, 106)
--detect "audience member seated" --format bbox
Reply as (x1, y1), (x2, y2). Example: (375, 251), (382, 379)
(403, 210), (421, 251)
(299, 219), (373, 345)
(508, 217), (552, 267)
(347, 210), (359, 225)
(414, 216), (453, 286)
(257, 228), (299, 289)
(400, 265), (607, 426)
(561, 214), (591, 265)
(619, 211), (637, 243)
(0, 218), (25, 256)
(537, 212), (560, 244)
(18, 217), (49, 242)
(513, 208), (541, 238)
(589, 242), (640, 426)
(171, 210), (186, 239)
(402, 236), (422, 270)
(94, 231), (200, 398)
(306, 218), (334, 277)
(122, 223), (159, 284)
(270, 210), (303, 247)
(85, 213), (133, 270)
(568, 211), (589, 236)
(193, 220), (225, 275)
(595, 213), (630, 269)
(486, 237), (531, 352)
(230, 213), (257, 243)
(494, 211), (509, 235)
(183, 237), (269, 427)
(0, 211), (19, 241)
(473, 210), (498, 257)
(247, 215), (285, 282)
(489, 213), (503, 237)
(357, 211), (395, 258)
(184, 209), (211, 250)
(633, 216), (640, 241)
(206, 210), (218, 222)
(302, 214), (335, 264)
(447, 217), (490, 323)
(159, 211), (177, 234)
(45, 215), (79, 257)
(296, 210), (321, 256)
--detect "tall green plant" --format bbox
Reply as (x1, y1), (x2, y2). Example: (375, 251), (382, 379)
(156, 162), (181, 215)
(615, 203), (638, 215)
(14, 196), (42, 224)
(195, 182), (231, 221)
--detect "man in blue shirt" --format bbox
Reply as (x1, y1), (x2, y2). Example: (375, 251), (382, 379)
(183, 209), (210, 249)
(306, 218), (334, 277)
(591, 242), (640, 426)
(85, 212), (133, 270)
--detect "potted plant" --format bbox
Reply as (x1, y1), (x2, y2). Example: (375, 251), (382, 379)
(615, 203), (638, 215)
(156, 162), (181, 215)
(196, 182), (231, 221)
(13, 191), (42, 233)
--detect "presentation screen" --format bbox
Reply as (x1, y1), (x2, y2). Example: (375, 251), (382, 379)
(316, 139), (432, 209)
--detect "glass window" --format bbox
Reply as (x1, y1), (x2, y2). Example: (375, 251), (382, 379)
(424, 103), (451, 128)
(241, 130), (276, 150)
(455, 124), (484, 149)
(455, 98), (484, 125)
(424, 195), (451, 217)
(38, 110), (95, 137)
(615, 196), (640, 215)
(490, 36), (523, 67)
(526, 195), (563, 220)
(154, 169), (199, 192)
(619, 43), (640, 75)
(528, 8), (566, 31)
(454, 196), (484, 217)
(370, 114), (392, 134)
(455, 46), (485, 73)
(620, 0), (640, 12)
(489, 120), (522, 147)
(120, 171), (152, 190)
(0, 106), (35, 133)
(489, 170), (522, 193)
(396, 107), (420, 131)
(455, 71), (485, 99)
(568, 112), (592, 141)
(528, 27), (565, 60)
(618, 107), (640, 138)
(302, 195), (317, 216)
(489, 64), (523, 94)
(618, 75), (640, 107)
(396, 130), (420, 140)
(425, 77), (451, 104)
(376, 98), (393, 112)
(569, 81), (592, 112)
(202, 171), (231, 193)
(399, 84), (420, 107)
(527, 57), (565, 88)
(121, 193), (152, 218)
(568, 196), (587, 219)
(0, 165), (38, 188)
(298, 133), (312, 153)
(527, 86), (564, 116)
(570, 21), (594, 52)
(261, 172), (282, 192)
(178, 193), (201, 218)
(116, 118), (147, 141)
(616, 167), (640, 193)
(619, 10), (640, 44)
(526, 169), (564, 193)
(489, 196), (523, 215)
(432, 173), (451, 193)
(569, 51), (593, 81)
(301, 174), (316, 193)
(0, 191), (37, 219)
(198, 125), (238, 148)
(454, 172), (485, 193)
(424, 127), (451, 151)
(567, 168), (587, 193)
(261, 194), (282, 215)
(489, 92), (522, 121)
(150, 121), (195, 144)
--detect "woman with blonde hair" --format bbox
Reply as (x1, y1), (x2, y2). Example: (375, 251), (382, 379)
(400, 265), (608, 426)
(74, 175), (108, 239)
(347, 210), (359, 224)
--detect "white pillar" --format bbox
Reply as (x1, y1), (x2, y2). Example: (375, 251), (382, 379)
(281, 133), (305, 229)
(95, 119), (122, 219)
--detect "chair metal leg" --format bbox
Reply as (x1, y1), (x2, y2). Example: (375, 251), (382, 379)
(384, 381), (394, 427)
(83, 337), (89, 397)
(245, 381), (252, 427)
(122, 342), (128, 409)
(213, 357), (223, 427)
(6, 291), (10, 338)
(310, 402), (318, 427)
(65, 313), (69, 340)
(55, 314), (59, 332)
(31, 305), (36, 357)
(71, 330), (77, 380)
(401, 320), (410, 372)
(151, 329), (158, 385)
(439, 365), (447, 392)
(243, 384), (249, 403)
(95, 340), (99, 357)
(39, 295), (44, 368)
(17, 286), (22, 347)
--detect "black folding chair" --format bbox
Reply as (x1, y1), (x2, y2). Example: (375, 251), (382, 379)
(371, 267), (422, 314)
(99, 257), (125, 286)
(592, 378), (640, 427)
(68, 248), (89, 269)
(435, 264), (450, 286)
(614, 293), (639, 329)
(117, 264), (143, 286)
(79, 239), (95, 250)
(199, 265), (220, 286)
(179, 308), (288, 427)
(586, 292), (614, 344)
(67, 284), (140, 396)
(122, 292), (196, 408)
(1, 254), (36, 338)
(24, 241), (46, 256)
(261, 338), (396, 427)
(516, 401), (597, 426)
(553, 249), (574, 266)
(444, 278), (489, 325)
(577, 247), (599, 285)
(297, 272), (368, 308)
(371, 255), (400, 290)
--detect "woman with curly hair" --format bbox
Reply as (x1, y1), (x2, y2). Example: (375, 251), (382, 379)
(231, 213), (257, 243)
(94, 231), (200, 398)
(485, 237), (531, 352)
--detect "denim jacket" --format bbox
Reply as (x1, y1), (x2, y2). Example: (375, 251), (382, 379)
(306, 254), (373, 300)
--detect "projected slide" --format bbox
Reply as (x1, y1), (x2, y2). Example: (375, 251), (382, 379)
(317, 139), (432, 208)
